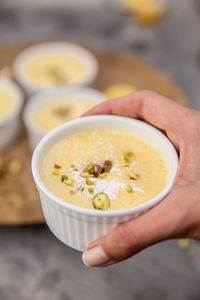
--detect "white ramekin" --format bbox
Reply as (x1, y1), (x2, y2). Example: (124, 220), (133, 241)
(32, 115), (178, 252)
(13, 42), (98, 96)
(23, 86), (106, 151)
(0, 77), (23, 150)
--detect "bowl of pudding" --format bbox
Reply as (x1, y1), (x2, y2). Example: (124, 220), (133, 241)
(32, 115), (178, 251)
(13, 42), (98, 95)
(0, 77), (23, 150)
(23, 86), (106, 150)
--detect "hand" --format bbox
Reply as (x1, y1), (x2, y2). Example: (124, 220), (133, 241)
(82, 91), (200, 267)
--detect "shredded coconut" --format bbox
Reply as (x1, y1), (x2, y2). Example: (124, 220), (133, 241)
(71, 168), (143, 202)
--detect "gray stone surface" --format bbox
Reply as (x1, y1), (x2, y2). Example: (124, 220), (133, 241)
(0, 1), (200, 299)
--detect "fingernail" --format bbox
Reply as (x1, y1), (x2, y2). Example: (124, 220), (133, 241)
(82, 246), (110, 267)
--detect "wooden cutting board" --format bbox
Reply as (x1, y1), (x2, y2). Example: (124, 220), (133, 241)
(0, 43), (187, 225)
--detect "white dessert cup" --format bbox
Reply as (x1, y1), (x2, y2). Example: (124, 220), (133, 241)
(0, 77), (23, 150)
(13, 42), (98, 96)
(32, 115), (179, 252)
(23, 86), (106, 151)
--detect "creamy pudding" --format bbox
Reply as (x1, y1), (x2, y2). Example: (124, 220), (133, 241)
(41, 130), (167, 210)
(0, 88), (15, 119)
(33, 97), (101, 133)
(24, 53), (87, 87)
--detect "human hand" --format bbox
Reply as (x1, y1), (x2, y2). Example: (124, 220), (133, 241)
(82, 91), (200, 267)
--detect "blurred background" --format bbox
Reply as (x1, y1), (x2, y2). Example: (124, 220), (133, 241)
(0, 0), (200, 299)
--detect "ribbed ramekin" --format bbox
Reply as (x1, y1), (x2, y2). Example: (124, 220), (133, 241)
(0, 77), (23, 150)
(13, 42), (98, 96)
(32, 115), (178, 252)
(23, 86), (106, 151)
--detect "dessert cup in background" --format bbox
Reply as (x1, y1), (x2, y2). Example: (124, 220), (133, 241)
(13, 42), (98, 96)
(23, 86), (106, 151)
(32, 115), (178, 251)
(0, 77), (23, 150)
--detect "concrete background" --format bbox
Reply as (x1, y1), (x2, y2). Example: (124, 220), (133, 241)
(0, 1), (200, 299)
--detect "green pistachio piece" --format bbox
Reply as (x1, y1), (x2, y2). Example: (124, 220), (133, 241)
(88, 187), (94, 194)
(48, 68), (67, 84)
(125, 185), (133, 193)
(54, 106), (70, 118)
(85, 178), (94, 185)
(93, 193), (111, 210)
(100, 172), (108, 179)
(61, 175), (68, 182)
(54, 163), (61, 169)
(123, 151), (134, 165)
(64, 179), (73, 186)
(84, 164), (94, 174)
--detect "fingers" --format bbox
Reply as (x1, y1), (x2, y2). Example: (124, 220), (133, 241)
(82, 188), (191, 267)
(84, 91), (192, 148)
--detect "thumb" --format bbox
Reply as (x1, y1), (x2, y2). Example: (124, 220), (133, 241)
(82, 191), (186, 267)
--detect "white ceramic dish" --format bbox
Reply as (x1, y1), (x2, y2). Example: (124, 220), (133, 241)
(23, 86), (106, 151)
(32, 115), (178, 252)
(13, 42), (98, 96)
(0, 77), (23, 150)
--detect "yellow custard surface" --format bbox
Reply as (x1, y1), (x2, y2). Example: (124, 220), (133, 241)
(33, 98), (98, 132)
(41, 130), (167, 211)
(0, 88), (15, 119)
(24, 53), (88, 87)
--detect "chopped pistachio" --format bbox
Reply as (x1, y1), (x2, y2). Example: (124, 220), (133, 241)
(52, 169), (59, 176)
(54, 163), (61, 169)
(84, 164), (94, 175)
(129, 171), (140, 180)
(125, 185), (133, 193)
(93, 193), (111, 210)
(8, 160), (22, 176)
(61, 175), (69, 182)
(100, 172), (108, 179)
(63, 179), (73, 187)
(73, 168), (79, 171)
(85, 178), (94, 186)
(102, 160), (113, 173)
(80, 172), (90, 178)
(81, 186), (85, 192)
(48, 68), (67, 84)
(123, 151), (134, 165)
(70, 164), (75, 168)
(88, 187), (94, 194)
(54, 106), (70, 118)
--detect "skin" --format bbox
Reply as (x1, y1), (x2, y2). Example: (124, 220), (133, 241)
(82, 90), (200, 267)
